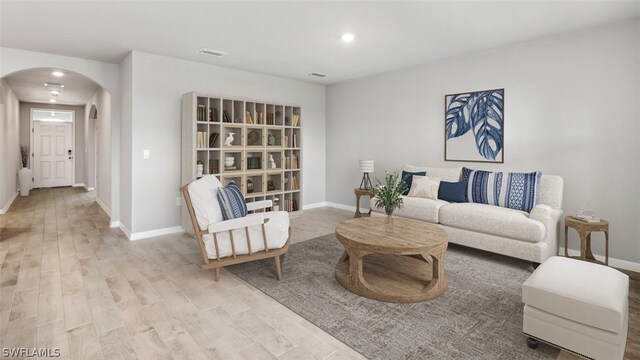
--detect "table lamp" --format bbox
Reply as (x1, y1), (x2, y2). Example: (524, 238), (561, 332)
(359, 160), (374, 190)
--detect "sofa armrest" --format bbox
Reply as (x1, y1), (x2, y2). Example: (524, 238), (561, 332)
(207, 215), (268, 234)
(530, 204), (552, 229)
(530, 204), (563, 259)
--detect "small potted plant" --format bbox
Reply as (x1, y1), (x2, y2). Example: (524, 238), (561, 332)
(373, 171), (408, 233)
(18, 145), (31, 196)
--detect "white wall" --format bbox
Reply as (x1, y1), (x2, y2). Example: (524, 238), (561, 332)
(0, 47), (121, 223)
(326, 20), (640, 263)
(85, 88), (112, 215)
(19, 102), (85, 184)
(0, 79), (20, 212)
(128, 51), (326, 233)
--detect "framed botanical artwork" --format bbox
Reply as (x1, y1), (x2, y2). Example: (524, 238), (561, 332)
(444, 88), (504, 163)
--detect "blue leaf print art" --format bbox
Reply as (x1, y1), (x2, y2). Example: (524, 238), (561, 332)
(445, 89), (504, 162)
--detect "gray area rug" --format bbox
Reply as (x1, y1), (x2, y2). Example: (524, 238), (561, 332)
(228, 234), (559, 360)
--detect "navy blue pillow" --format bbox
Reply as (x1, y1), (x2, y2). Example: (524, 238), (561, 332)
(438, 180), (468, 203)
(460, 167), (474, 182)
(401, 171), (426, 195)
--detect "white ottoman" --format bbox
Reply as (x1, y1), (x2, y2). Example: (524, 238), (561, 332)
(522, 256), (629, 360)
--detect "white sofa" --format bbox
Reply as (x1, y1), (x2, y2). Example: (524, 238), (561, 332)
(370, 165), (564, 263)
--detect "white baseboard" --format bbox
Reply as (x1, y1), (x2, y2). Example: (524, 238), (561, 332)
(127, 226), (184, 241)
(559, 247), (640, 273)
(86, 186), (95, 191)
(73, 183), (86, 188)
(96, 198), (111, 217)
(303, 201), (327, 210)
(0, 192), (18, 214)
(109, 220), (120, 228)
(325, 202), (357, 212)
(118, 223), (132, 239)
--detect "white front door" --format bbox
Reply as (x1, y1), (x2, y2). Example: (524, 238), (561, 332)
(33, 121), (73, 188)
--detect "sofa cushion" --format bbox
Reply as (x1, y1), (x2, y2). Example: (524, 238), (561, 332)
(522, 256), (629, 333)
(438, 180), (468, 203)
(202, 211), (290, 259)
(439, 203), (545, 242)
(403, 164), (461, 182)
(217, 181), (247, 220)
(400, 171), (425, 195)
(467, 169), (542, 212)
(370, 195), (448, 223)
(407, 176), (441, 200)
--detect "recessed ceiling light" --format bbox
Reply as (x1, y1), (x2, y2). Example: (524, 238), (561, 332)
(51, 112), (56, 116)
(341, 33), (355, 42)
(49, 99), (57, 103)
(198, 48), (228, 57)
(52, 71), (64, 77)
(44, 83), (64, 88)
(51, 90), (61, 96)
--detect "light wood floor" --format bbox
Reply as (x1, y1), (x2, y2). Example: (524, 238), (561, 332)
(1, 187), (638, 359)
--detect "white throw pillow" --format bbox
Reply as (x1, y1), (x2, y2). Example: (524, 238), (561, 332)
(407, 176), (442, 200)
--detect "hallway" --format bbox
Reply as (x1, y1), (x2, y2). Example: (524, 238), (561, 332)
(0, 187), (362, 360)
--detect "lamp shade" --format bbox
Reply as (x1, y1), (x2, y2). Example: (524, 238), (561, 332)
(359, 160), (374, 173)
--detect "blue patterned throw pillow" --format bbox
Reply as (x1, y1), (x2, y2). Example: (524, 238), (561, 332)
(401, 171), (426, 195)
(466, 170), (541, 212)
(460, 167), (474, 182)
(216, 181), (247, 220)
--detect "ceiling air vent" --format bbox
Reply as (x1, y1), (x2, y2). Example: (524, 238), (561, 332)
(308, 72), (327, 78)
(198, 48), (228, 57)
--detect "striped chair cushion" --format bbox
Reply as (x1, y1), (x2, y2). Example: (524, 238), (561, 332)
(216, 181), (247, 220)
(467, 170), (542, 212)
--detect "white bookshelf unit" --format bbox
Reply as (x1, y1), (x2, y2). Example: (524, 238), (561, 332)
(181, 92), (302, 234)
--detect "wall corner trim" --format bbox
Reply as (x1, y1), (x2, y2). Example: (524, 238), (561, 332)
(96, 197), (111, 217)
(0, 192), (19, 214)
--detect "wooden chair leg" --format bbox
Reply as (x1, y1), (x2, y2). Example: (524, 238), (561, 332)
(214, 268), (221, 282)
(274, 256), (283, 280)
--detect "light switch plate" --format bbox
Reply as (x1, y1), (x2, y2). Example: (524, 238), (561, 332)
(143, 149), (151, 159)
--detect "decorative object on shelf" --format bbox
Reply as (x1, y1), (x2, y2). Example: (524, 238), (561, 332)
(372, 171), (408, 233)
(246, 111), (253, 124)
(224, 156), (235, 167)
(247, 130), (260, 145)
(358, 160), (374, 190)
(18, 145), (31, 196)
(224, 132), (235, 146)
(196, 161), (204, 177)
(267, 180), (275, 191)
(273, 198), (280, 211)
(269, 154), (277, 169)
(209, 132), (219, 148)
(445, 88), (504, 163)
(292, 114), (300, 127)
(247, 178), (254, 193)
(267, 133), (276, 146)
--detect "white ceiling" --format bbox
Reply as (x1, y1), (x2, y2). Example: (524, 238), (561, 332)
(4, 68), (100, 105)
(1, 1), (639, 84)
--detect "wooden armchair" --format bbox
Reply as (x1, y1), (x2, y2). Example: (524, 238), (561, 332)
(180, 176), (291, 282)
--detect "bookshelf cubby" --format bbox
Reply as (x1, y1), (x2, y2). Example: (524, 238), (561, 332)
(182, 92), (303, 234)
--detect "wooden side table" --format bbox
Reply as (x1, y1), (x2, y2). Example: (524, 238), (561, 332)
(564, 216), (609, 266)
(354, 188), (374, 218)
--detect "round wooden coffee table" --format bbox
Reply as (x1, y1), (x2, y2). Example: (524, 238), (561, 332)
(335, 217), (448, 303)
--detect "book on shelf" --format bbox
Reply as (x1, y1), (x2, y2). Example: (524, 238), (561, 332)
(291, 154), (299, 169)
(209, 159), (219, 174)
(292, 175), (298, 190)
(197, 105), (206, 121)
(284, 135), (289, 148)
(293, 134), (297, 148)
(266, 112), (274, 125)
(197, 131), (208, 148)
(209, 132), (219, 148)
(209, 107), (218, 122)
(224, 166), (237, 171)
(223, 110), (231, 123)
(256, 112), (263, 124)
(292, 114), (300, 127)
(246, 111), (253, 124)
(284, 156), (291, 169)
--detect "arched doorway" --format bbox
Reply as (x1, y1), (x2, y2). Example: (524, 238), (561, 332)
(0, 67), (115, 222)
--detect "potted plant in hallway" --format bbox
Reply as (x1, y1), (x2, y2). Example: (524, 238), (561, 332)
(373, 171), (407, 233)
(18, 145), (31, 196)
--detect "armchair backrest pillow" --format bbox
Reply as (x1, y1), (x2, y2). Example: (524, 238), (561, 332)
(187, 175), (224, 230)
(217, 181), (248, 220)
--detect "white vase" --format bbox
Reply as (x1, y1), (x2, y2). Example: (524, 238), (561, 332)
(18, 167), (31, 196)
